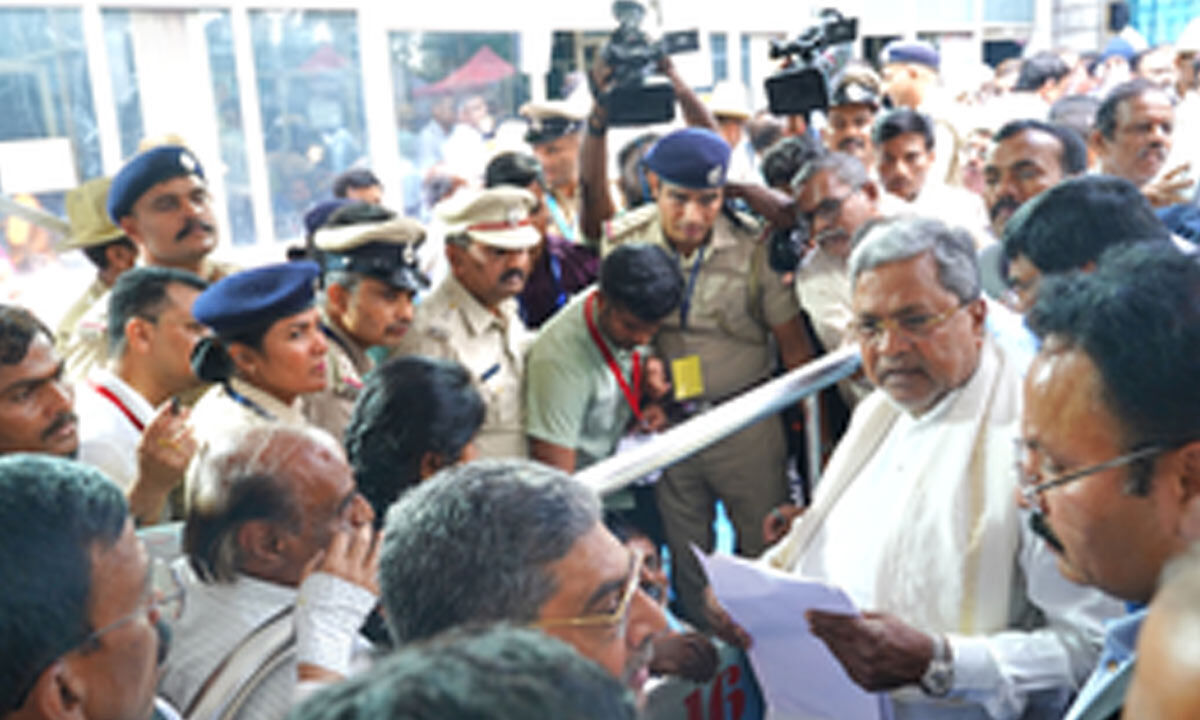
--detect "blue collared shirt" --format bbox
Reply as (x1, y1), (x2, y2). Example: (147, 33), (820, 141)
(1063, 608), (1147, 720)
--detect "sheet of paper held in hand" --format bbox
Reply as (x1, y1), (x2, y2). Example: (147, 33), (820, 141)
(696, 548), (892, 720)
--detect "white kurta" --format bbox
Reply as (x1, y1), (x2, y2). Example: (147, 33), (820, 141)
(765, 336), (1122, 720)
(76, 368), (155, 491)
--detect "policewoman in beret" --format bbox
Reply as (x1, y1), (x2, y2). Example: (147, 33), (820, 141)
(301, 202), (428, 439)
(597, 127), (813, 625)
(186, 261), (329, 449)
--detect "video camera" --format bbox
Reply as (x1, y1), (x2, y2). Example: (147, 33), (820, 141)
(764, 9), (858, 118)
(599, 0), (699, 126)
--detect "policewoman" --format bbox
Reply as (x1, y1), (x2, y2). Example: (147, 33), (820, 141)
(187, 261), (329, 449)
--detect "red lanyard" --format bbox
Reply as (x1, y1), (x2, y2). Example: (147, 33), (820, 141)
(89, 382), (146, 432)
(584, 291), (643, 422)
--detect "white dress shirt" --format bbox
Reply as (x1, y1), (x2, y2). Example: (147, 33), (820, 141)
(76, 368), (154, 491)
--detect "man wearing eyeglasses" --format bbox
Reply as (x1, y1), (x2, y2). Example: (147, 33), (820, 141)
(1018, 243), (1200, 720)
(725, 216), (1120, 718)
(0, 454), (182, 720)
(379, 459), (668, 695)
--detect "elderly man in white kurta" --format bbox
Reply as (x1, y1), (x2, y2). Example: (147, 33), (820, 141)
(728, 216), (1121, 719)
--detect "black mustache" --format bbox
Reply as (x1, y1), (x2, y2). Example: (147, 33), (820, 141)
(1028, 510), (1065, 554)
(500, 269), (526, 283)
(838, 137), (866, 151)
(41, 411), (77, 441)
(176, 218), (216, 242)
(989, 196), (1019, 223)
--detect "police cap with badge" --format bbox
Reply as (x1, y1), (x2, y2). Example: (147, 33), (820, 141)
(830, 69), (882, 110)
(314, 208), (429, 294)
(107, 144), (205, 223)
(520, 100), (585, 146)
(642, 127), (731, 189)
(436, 187), (542, 250)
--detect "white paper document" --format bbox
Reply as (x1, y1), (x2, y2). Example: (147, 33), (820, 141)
(697, 548), (892, 720)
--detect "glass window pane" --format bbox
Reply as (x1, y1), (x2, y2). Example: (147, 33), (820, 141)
(102, 9), (144, 162)
(391, 31), (526, 221)
(250, 9), (369, 241)
(203, 11), (256, 247)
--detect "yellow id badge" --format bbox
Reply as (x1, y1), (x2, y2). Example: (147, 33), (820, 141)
(671, 355), (704, 401)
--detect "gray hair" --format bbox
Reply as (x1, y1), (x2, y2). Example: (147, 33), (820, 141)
(791, 151), (869, 193)
(379, 459), (601, 643)
(848, 215), (981, 302)
(322, 269), (361, 294)
(183, 424), (344, 582)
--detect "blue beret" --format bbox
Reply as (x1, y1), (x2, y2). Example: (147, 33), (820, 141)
(1101, 37), (1136, 63)
(107, 145), (205, 223)
(883, 40), (940, 70)
(303, 199), (351, 237)
(643, 128), (731, 190)
(193, 261), (319, 337)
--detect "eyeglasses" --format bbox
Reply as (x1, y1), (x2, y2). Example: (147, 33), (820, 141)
(76, 558), (185, 654)
(1015, 439), (1168, 506)
(533, 550), (644, 637)
(850, 303), (966, 344)
(797, 190), (857, 228)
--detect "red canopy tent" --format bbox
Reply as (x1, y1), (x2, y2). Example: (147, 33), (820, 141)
(414, 45), (516, 97)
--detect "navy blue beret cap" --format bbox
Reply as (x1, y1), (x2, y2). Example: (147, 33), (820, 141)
(192, 261), (319, 337)
(883, 40), (940, 70)
(643, 128), (732, 189)
(303, 198), (351, 237)
(107, 145), (205, 223)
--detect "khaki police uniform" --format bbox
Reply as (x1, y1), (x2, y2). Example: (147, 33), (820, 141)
(188, 376), (309, 454)
(395, 274), (529, 459)
(300, 309), (371, 441)
(302, 214), (428, 441)
(392, 186), (538, 460)
(57, 177), (123, 364)
(605, 203), (801, 624)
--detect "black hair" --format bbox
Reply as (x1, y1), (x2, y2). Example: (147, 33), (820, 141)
(616, 133), (659, 210)
(599, 243), (685, 324)
(286, 625), (636, 720)
(1048, 94), (1101, 145)
(1014, 51), (1070, 92)
(1001, 175), (1169, 272)
(344, 356), (485, 523)
(1027, 244), (1200, 491)
(872, 108), (935, 150)
(332, 168), (381, 198)
(323, 201), (395, 227)
(82, 237), (136, 271)
(484, 152), (546, 190)
(0, 455), (128, 712)
(0, 304), (52, 366)
(107, 266), (207, 356)
(760, 134), (825, 190)
(1095, 78), (1165, 140)
(993, 118), (1088, 175)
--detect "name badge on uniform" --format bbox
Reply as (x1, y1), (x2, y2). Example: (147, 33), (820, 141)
(671, 355), (704, 401)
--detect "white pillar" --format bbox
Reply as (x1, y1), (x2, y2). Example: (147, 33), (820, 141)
(229, 7), (275, 245)
(79, 1), (122, 174)
(357, 5), (403, 210)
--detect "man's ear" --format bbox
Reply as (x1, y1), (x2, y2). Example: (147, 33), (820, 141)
(124, 316), (154, 355)
(418, 450), (447, 481)
(24, 658), (88, 720)
(237, 519), (285, 569)
(326, 282), (349, 317)
(1089, 129), (1108, 158)
(118, 216), (141, 245)
(645, 171), (661, 198)
(862, 179), (880, 202)
(1177, 441), (1200, 542)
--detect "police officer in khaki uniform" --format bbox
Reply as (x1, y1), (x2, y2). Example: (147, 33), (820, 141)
(303, 203), (428, 440)
(520, 99), (585, 243)
(393, 187), (538, 459)
(60, 145), (237, 383)
(600, 128), (816, 626)
(56, 177), (138, 360)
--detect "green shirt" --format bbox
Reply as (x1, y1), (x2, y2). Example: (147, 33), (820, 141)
(525, 288), (639, 470)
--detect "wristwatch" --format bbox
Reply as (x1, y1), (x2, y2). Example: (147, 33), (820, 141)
(919, 633), (954, 697)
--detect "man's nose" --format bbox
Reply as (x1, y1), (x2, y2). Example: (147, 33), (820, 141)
(627, 587), (669, 650)
(46, 379), (73, 415)
(682, 200), (705, 224)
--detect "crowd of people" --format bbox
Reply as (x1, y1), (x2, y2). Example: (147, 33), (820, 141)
(2, 21), (1200, 720)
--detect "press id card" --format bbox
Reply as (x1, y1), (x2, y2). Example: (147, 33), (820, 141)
(671, 355), (704, 401)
